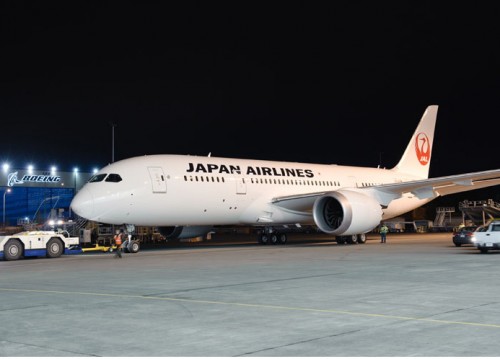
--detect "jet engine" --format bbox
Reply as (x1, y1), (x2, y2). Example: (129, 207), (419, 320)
(158, 225), (214, 240)
(312, 190), (383, 235)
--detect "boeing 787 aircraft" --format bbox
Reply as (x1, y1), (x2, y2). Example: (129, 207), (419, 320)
(70, 105), (500, 244)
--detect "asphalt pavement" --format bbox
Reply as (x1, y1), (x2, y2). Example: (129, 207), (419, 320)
(1, 232), (499, 357)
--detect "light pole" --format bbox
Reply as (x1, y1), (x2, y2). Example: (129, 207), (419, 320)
(111, 123), (116, 163)
(3, 188), (11, 229)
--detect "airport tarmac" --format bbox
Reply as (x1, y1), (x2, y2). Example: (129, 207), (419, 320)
(1, 231), (500, 357)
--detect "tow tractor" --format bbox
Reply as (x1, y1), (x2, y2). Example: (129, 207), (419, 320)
(0, 230), (82, 261)
(0, 229), (141, 261)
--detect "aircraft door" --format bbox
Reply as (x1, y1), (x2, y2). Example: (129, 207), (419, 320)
(236, 178), (247, 194)
(348, 176), (359, 188)
(148, 167), (167, 193)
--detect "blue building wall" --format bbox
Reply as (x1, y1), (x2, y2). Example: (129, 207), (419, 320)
(1, 169), (93, 227)
(4, 187), (75, 226)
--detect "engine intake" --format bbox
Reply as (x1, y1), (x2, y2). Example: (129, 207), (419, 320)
(312, 190), (382, 235)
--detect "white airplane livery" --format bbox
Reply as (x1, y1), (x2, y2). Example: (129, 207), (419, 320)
(70, 105), (500, 244)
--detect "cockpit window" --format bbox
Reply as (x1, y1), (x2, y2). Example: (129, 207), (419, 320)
(88, 174), (107, 183)
(105, 173), (122, 183)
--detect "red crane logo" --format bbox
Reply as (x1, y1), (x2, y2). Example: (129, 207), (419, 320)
(415, 133), (430, 165)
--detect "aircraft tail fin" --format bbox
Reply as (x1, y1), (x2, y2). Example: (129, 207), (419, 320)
(392, 105), (438, 179)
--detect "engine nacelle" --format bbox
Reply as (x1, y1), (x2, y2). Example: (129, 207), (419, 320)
(158, 225), (214, 240)
(312, 190), (383, 235)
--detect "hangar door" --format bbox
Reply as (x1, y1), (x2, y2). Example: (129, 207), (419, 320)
(148, 167), (167, 193)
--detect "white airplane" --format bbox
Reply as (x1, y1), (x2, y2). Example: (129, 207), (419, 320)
(70, 105), (500, 244)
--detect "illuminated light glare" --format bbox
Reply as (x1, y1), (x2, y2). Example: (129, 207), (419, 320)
(1, 162), (99, 173)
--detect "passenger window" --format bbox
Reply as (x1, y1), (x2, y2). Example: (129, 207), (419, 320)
(105, 173), (122, 183)
(89, 174), (107, 183)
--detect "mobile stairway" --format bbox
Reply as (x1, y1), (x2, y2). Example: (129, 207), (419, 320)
(458, 199), (500, 225)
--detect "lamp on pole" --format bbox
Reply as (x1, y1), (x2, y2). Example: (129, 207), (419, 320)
(73, 167), (79, 189)
(3, 188), (11, 229)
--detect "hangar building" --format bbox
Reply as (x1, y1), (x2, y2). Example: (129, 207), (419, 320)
(1, 168), (93, 228)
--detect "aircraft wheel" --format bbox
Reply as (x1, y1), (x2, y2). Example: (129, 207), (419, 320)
(357, 234), (367, 244)
(128, 241), (140, 253)
(278, 233), (287, 244)
(270, 234), (279, 245)
(259, 234), (269, 245)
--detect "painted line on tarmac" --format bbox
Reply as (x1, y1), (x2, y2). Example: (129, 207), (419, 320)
(1, 287), (499, 329)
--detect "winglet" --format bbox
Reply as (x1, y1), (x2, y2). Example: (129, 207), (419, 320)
(392, 105), (438, 179)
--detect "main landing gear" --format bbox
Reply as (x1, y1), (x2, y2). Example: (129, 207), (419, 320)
(335, 233), (367, 244)
(256, 228), (367, 245)
(258, 231), (288, 245)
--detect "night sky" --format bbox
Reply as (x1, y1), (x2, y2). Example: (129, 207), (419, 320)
(2, 2), (500, 204)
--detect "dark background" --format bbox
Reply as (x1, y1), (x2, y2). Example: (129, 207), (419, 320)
(1, 2), (500, 207)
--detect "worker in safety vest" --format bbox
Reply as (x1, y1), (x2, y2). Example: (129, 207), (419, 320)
(113, 229), (123, 258)
(380, 224), (389, 243)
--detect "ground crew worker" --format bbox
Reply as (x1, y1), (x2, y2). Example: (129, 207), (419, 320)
(380, 224), (389, 243)
(113, 230), (123, 258)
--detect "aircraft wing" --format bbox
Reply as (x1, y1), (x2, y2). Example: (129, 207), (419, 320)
(271, 169), (500, 212)
(368, 169), (500, 206)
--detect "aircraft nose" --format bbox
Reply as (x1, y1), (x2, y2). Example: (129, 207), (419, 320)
(70, 187), (94, 220)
